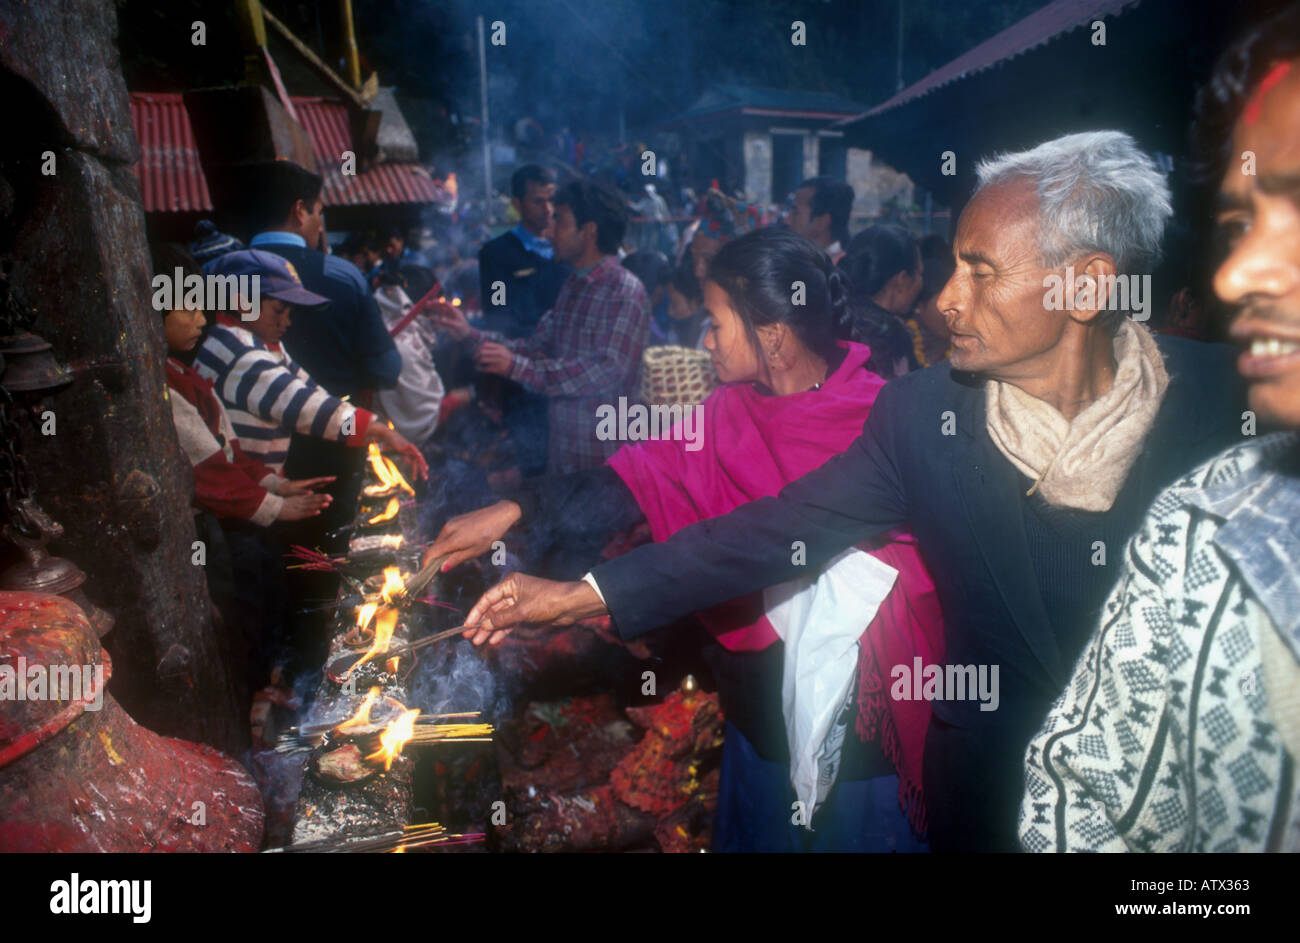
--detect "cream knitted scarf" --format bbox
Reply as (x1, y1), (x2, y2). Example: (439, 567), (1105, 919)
(985, 320), (1169, 512)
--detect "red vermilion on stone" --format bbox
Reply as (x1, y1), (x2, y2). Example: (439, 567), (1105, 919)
(0, 591), (264, 852)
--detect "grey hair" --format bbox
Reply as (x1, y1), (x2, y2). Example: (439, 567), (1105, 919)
(974, 131), (1172, 276)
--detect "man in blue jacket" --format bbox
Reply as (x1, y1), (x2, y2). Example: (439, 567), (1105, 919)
(477, 165), (571, 476)
(238, 160), (402, 532)
(455, 131), (1251, 852)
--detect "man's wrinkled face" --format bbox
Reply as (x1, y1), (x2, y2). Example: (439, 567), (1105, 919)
(516, 181), (555, 238)
(1215, 60), (1300, 428)
(935, 180), (1069, 380)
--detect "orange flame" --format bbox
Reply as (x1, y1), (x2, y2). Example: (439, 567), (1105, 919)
(336, 687), (380, 734)
(451, 298), (462, 307)
(368, 497), (400, 524)
(367, 707), (421, 770)
(366, 443), (415, 496)
(351, 607), (399, 674)
(354, 600), (379, 631)
(379, 566), (406, 605)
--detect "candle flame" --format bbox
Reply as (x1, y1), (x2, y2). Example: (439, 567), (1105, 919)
(366, 443), (415, 496)
(451, 298), (462, 307)
(351, 606), (399, 674)
(354, 601), (378, 631)
(367, 707), (421, 770)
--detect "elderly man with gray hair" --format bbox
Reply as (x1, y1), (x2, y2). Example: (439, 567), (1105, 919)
(454, 130), (1249, 851)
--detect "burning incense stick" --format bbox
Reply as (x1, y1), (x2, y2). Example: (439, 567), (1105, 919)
(389, 552), (451, 605)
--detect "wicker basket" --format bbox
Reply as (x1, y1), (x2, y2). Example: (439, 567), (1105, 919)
(638, 345), (717, 408)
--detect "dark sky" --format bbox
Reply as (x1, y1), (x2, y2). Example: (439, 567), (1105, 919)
(119, 0), (1047, 160)
(358, 0), (1046, 138)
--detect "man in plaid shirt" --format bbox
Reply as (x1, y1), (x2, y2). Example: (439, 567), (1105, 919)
(435, 179), (650, 474)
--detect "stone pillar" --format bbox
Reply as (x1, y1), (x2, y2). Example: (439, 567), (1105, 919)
(0, 0), (245, 753)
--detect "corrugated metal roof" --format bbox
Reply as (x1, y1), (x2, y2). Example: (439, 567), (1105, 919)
(129, 92), (440, 213)
(668, 84), (867, 125)
(857, 0), (1144, 120)
(131, 93), (213, 213)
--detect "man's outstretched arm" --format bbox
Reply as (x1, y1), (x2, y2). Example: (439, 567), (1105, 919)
(594, 381), (911, 639)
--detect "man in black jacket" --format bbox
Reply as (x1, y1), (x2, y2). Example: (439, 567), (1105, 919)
(477, 165), (572, 476)
(241, 161), (404, 533)
(457, 131), (1250, 852)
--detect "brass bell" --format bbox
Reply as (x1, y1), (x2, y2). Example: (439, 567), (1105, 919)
(0, 331), (73, 397)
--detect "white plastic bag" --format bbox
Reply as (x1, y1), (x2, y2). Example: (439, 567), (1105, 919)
(764, 547), (898, 824)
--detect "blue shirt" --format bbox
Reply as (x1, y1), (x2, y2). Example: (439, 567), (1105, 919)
(249, 231), (308, 249)
(513, 224), (554, 260)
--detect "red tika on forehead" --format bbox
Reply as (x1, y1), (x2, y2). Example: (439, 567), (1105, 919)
(1244, 61), (1294, 125)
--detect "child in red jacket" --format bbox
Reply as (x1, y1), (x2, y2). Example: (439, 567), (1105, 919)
(157, 245), (335, 524)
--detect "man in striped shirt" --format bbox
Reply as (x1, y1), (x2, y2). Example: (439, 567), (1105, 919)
(194, 249), (426, 478)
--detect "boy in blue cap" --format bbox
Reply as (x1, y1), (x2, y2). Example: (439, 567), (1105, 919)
(194, 249), (426, 480)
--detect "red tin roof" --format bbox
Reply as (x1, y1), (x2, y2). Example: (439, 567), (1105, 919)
(130, 92), (440, 213)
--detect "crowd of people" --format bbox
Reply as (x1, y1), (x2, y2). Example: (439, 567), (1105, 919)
(151, 3), (1300, 853)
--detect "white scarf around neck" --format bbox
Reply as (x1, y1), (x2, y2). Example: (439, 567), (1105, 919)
(984, 319), (1170, 512)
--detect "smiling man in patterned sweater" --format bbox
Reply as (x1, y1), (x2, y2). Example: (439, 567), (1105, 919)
(1020, 5), (1300, 853)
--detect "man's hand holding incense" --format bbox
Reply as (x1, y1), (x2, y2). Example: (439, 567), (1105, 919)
(474, 341), (513, 376)
(427, 301), (471, 341)
(462, 573), (607, 647)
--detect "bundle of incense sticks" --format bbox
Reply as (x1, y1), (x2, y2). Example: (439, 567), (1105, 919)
(389, 551), (451, 604)
(276, 711), (487, 752)
(265, 823), (485, 853)
(286, 545), (347, 572)
(407, 722), (495, 745)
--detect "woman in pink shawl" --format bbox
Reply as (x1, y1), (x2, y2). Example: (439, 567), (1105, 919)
(426, 228), (943, 851)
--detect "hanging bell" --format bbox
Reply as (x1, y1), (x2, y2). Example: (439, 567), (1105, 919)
(0, 330), (73, 397)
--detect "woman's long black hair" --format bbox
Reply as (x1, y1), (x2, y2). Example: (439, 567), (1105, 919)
(705, 227), (851, 363)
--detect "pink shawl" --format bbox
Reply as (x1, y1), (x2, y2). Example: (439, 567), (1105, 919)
(607, 341), (944, 832)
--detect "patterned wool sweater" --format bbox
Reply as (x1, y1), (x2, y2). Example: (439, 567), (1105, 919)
(1021, 433), (1300, 852)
